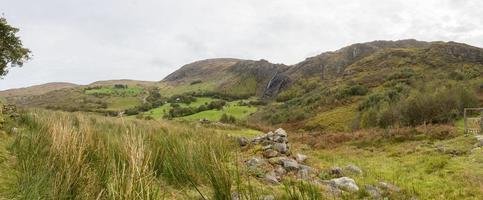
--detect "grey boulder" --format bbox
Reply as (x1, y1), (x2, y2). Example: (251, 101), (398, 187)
(329, 177), (359, 192)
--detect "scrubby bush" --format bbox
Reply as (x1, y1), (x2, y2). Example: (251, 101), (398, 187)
(219, 113), (236, 124)
(358, 85), (479, 128)
(335, 84), (369, 99)
(400, 86), (478, 125)
(190, 80), (202, 85)
(113, 84), (127, 89)
(168, 94), (196, 104)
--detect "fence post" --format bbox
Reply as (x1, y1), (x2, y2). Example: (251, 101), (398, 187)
(464, 108), (467, 134)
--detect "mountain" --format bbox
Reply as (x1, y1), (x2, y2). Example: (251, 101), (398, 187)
(162, 58), (289, 97)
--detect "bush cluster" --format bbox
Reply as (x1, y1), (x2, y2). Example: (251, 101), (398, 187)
(219, 113), (236, 124)
(358, 85), (478, 128)
(124, 88), (166, 116)
(164, 100), (227, 119)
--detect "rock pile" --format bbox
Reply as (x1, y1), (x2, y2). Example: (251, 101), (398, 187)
(240, 128), (314, 185)
(238, 128), (405, 198)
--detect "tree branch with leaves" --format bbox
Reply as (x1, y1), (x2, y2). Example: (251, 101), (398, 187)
(0, 17), (31, 77)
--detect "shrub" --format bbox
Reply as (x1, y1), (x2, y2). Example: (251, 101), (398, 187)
(219, 113), (236, 124)
(190, 80), (202, 85)
(336, 84), (369, 99)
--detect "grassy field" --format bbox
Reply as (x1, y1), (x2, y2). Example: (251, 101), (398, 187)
(142, 97), (258, 122)
(142, 97), (215, 119)
(0, 109), (482, 199)
(179, 101), (257, 122)
(157, 81), (218, 96)
(106, 97), (143, 111)
(85, 86), (144, 96)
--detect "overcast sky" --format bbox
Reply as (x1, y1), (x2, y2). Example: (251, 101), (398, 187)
(1, 0), (482, 90)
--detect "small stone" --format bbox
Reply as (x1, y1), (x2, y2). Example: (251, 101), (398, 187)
(268, 157), (286, 165)
(237, 137), (248, 146)
(281, 158), (299, 171)
(231, 192), (241, 200)
(329, 177), (359, 192)
(260, 195), (275, 200)
(274, 128), (288, 137)
(265, 131), (274, 140)
(263, 149), (278, 158)
(297, 170), (310, 180)
(345, 164), (362, 175)
(274, 136), (288, 143)
(262, 145), (272, 151)
(476, 135), (483, 147)
(252, 136), (263, 144)
(379, 181), (401, 192)
(274, 165), (286, 176)
(365, 184), (382, 199)
(264, 171), (280, 185)
(246, 157), (263, 168)
(274, 142), (289, 154)
(295, 153), (308, 163)
(330, 167), (344, 177)
(327, 185), (342, 196)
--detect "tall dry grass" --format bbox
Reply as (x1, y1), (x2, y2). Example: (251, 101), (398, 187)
(8, 110), (238, 199)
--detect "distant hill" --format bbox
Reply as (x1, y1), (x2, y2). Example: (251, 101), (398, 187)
(89, 79), (157, 87)
(0, 82), (79, 98)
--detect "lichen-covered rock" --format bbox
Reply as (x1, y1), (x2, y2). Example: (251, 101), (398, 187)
(476, 135), (483, 147)
(329, 177), (359, 192)
(246, 157), (263, 168)
(295, 153), (308, 163)
(268, 156), (286, 165)
(281, 158), (299, 171)
(297, 165), (314, 180)
(263, 149), (278, 158)
(379, 181), (400, 192)
(274, 165), (286, 176)
(274, 128), (288, 137)
(365, 184), (382, 199)
(264, 171), (280, 185)
(273, 142), (289, 154)
(260, 195), (275, 200)
(330, 167), (344, 177)
(231, 192), (241, 200)
(345, 164), (362, 175)
(238, 137), (248, 146)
